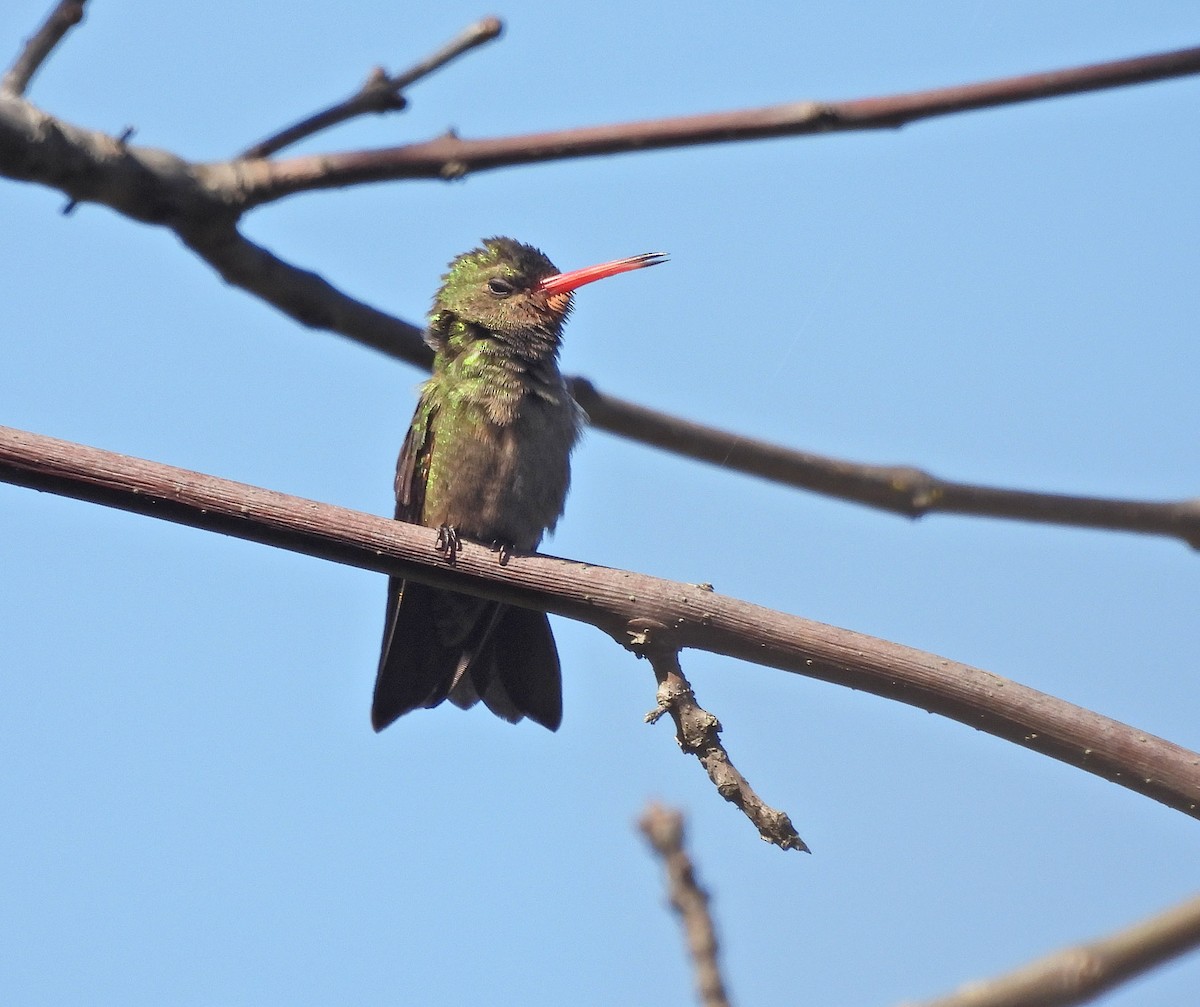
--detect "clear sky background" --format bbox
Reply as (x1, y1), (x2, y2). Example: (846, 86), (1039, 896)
(2, 2), (1198, 1004)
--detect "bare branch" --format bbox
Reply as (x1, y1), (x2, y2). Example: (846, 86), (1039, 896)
(239, 16), (504, 159)
(641, 643), (808, 852)
(243, 45), (1200, 200)
(902, 891), (1200, 1007)
(176, 220), (432, 365)
(1, 423), (1198, 819)
(569, 379), (1200, 548)
(3, 38), (1199, 547)
(639, 803), (732, 1007)
(1, 0), (87, 98)
(169, 222), (1200, 550)
(174, 219), (1200, 547)
(8, 42), (1196, 219)
(2, 86), (1196, 543)
(0, 94), (226, 224)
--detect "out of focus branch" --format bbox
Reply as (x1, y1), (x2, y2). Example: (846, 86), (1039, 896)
(640, 803), (732, 1007)
(903, 891), (1200, 1007)
(0, 0), (87, 97)
(2, 423), (1199, 820)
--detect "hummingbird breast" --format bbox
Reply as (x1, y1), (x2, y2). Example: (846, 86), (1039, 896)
(423, 384), (583, 550)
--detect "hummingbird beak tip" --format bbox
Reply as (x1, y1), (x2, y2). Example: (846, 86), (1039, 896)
(536, 250), (670, 296)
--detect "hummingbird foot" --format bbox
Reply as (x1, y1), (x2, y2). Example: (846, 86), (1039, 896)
(490, 540), (514, 566)
(434, 524), (462, 564)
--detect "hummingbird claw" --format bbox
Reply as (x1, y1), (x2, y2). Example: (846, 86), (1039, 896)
(435, 524), (462, 564)
(490, 540), (514, 566)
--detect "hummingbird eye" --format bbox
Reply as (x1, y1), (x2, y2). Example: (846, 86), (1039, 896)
(487, 277), (515, 297)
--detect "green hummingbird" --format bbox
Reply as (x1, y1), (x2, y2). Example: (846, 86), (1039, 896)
(373, 237), (667, 732)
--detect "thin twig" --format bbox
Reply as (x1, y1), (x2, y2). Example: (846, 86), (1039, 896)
(569, 379), (1200, 548)
(243, 45), (1200, 199)
(239, 16), (503, 159)
(639, 639), (808, 852)
(0, 423), (1197, 820)
(901, 891), (1200, 1007)
(639, 803), (733, 1007)
(0, 0), (87, 97)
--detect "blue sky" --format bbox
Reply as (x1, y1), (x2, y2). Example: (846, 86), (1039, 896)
(2, 2), (1198, 1004)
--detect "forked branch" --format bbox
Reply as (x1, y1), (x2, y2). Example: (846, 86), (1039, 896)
(241, 45), (1200, 200)
(239, 16), (503, 158)
(2, 11), (1197, 547)
(0, 0), (87, 97)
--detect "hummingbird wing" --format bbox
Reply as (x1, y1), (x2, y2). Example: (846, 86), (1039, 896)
(372, 390), (502, 731)
(392, 386), (435, 525)
(372, 388), (563, 732)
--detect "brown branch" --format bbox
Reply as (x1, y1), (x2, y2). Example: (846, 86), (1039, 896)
(1, 423), (1198, 820)
(569, 379), (1200, 548)
(3, 90), (1197, 543)
(157, 213), (1200, 546)
(0, 0), (87, 97)
(239, 16), (504, 159)
(640, 642), (808, 852)
(902, 891), (1200, 1007)
(176, 220), (432, 365)
(150, 219), (1200, 550)
(2, 21), (1200, 559)
(245, 45), (1200, 200)
(0, 94), (230, 225)
(3, 30), (1198, 547)
(639, 803), (732, 1007)
(0, 98), (425, 356)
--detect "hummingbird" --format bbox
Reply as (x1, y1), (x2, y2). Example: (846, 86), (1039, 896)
(372, 237), (667, 732)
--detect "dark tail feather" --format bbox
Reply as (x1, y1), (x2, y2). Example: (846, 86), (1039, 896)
(372, 578), (496, 732)
(373, 578), (562, 733)
(481, 606), (563, 731)
(372, 578), (441, 731)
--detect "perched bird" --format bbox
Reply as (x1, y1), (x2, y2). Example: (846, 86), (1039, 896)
(373, 237), (667, 732)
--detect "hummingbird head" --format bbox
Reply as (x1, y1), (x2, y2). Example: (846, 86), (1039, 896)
(427, 236), (667, 363)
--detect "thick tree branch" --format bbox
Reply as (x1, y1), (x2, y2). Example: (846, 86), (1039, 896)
(902, 891), (1200, 1007)
(640, 804), (732, 1007)
(239, 16), (504, 159)
(0, 0), (86, 97)
(244, 45), (1200, 200)
(1, 423), (1198, 819)
(0, 94), (234, 225)
(641, 644), (808, 852)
